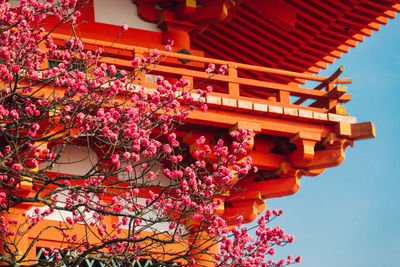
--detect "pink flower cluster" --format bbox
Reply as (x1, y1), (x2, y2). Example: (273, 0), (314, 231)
(216, 210), (300, 266)
(0, 1), (300, 265)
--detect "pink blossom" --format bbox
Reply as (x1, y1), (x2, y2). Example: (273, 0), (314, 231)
(66, 217), (73, 225)
(34, 208), (40, 215)
(111, 154), (120, 167)
(12, 163), (22, 172)
(125, 166), (132, 173)
(10, 109), (19, 119)
(0, 3), (298, 262)
(147, 171), (155, 180)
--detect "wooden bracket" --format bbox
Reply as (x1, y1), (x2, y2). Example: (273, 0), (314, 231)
(239, 151), (284, 171)
(334, 121), (352, 137)
(230, 175), (301, 201)
(224, 193), (265, 224)
(229, 121), (261, 157)
(330, 105), (347, 115)
(183, 130), (215, 160)
(304, 168), (326, 177)
(288, 133), (317, 167)
(305, 148), (345, 170)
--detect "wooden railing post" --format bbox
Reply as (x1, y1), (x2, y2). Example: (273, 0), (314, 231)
(328, 83), (347, 114)
(133, 47), (146, 87)
(323, 67), (345, 113)
(39, 42), (49, 70)
(278, 90), (290, 105)
(228, 63), (240, 97)
(327, 83), (337, 111)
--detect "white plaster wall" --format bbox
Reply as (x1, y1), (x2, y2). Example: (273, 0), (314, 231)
(8, 0), (47, 8)
(8, 0), (19, 8)
(27, 197), (172, 233)
(26, 190), (72, 221)
(26, 206), (99, 224)
(118, 197), (170, 232)
(9, 0), (160, 33)
(94, 0), (161, 32)
(40, 144), (98, 176)
(26, 192), (98, 223)
(27, 206), (71, 222)
(118, 158), (171, 187)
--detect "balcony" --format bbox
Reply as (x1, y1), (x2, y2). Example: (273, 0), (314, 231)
(43, 33), (374, 224)
(49, 34), (357, 127)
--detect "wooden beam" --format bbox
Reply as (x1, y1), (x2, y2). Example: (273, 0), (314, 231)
(351, 122), (376, 140)
(229, 176), (300, 200)
(226, 19), (287, 60)
(206, 27), (278, 67)
(239, 152), (285, 171)
(186, 108), (329, 138)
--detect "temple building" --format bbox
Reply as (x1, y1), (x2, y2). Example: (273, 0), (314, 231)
(2, 0), (399, 266)
(64, 0), (392, 224)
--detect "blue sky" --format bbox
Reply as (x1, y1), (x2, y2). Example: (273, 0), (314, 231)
(261, 16), (400, 266)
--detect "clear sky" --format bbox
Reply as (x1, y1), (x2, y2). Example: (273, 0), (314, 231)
(260, 16), (400, 267)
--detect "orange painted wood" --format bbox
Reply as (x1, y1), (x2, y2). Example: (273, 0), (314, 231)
(294, 66), (346, 105)
(278, 90), (290, 105)
(288, 137), (316, 167)
(351, 122), (376, 140)
(224, 19), (287, 61)
(228, 63), (240, 97)
(187, 231), (218, 267)
(50, 33), (352, 84)
(141, 63), (334, 100)
(0, 208), (35, 261)
(305, 149), (344, 170)
(309, 85), (347, 108)
(230, 176), (300, 200)
(241, 152), (285, 171)
(45, 0), (396, 77)
(224, 197), (265, 224)
(185, 108), (329, 139)
(4, 0), (388, 261)
(24, 218), (189, 262)
(205, 27), (277, 67)
(314, 66), (346, 90)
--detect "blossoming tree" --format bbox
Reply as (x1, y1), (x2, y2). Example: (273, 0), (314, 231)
(0, 0), (299, 266)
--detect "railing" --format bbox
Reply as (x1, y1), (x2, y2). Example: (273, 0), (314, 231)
(50, 34), (354, 122)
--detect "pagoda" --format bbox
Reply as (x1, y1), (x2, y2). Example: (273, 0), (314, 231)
(67, 0), (392, 224)
(2, 0), (399, 266)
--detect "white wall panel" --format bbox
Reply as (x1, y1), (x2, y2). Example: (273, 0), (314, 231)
(94, 0), (161, 32)
(40, 144), (98, 176)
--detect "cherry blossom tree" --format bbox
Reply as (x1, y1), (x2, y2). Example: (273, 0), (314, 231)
(0, 0), (299, 266)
